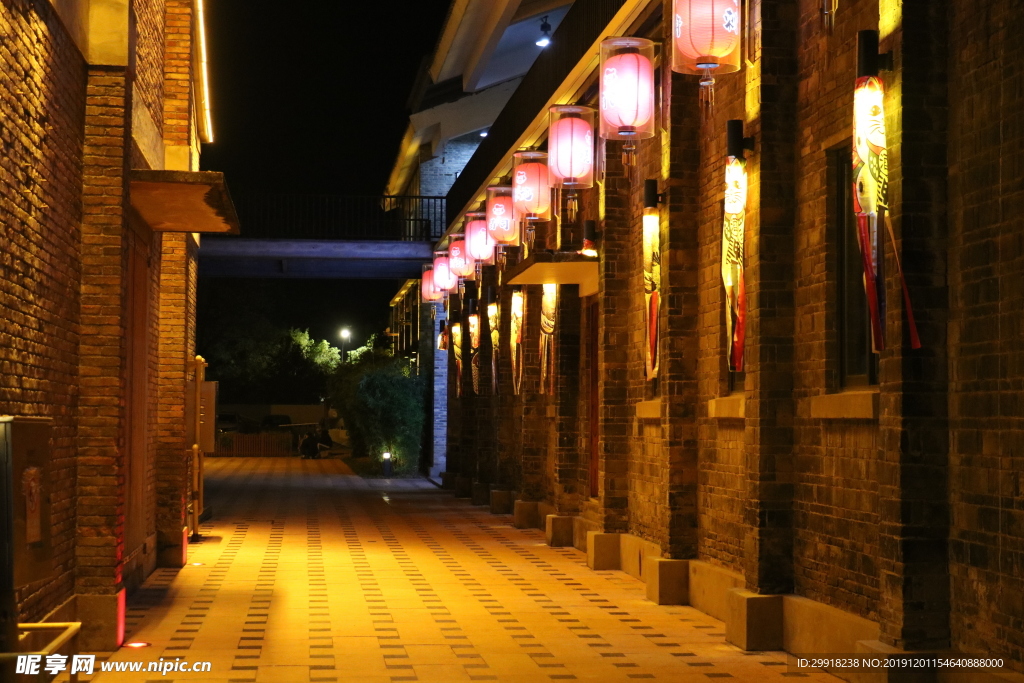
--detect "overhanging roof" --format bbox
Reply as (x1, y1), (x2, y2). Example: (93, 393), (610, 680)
(130, 170), (240, 234)
(505, 250), (598, 296)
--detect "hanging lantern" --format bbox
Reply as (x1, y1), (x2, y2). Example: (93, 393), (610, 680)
(451, 321), (463, 398)
(512, 151), (551, 221)
(600, 37), (656, 166)
(852, 29), (919, 352)
(421, 268), (443, 302)
(449, 235), (475, 279)
(539, 284), (557, 395)
(486, 186), (518, 246)
(671, 0), (742, 103)
(509, 290), (525, 395)
(465, 212), (495, 265)
(488, 299), (500, 395)
(642, 180), (661, 380)
(433, 253), (457, 292)
(549, 105), (595, 223)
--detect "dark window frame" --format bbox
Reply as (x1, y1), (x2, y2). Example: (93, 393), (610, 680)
(830, 146), (879, 388)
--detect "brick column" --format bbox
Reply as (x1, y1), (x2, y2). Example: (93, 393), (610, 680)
(663, 70), (702, 559)
(741, 0), (799, 594)
(519, 285), (549, 502)
(476, 269), (499, 486)
(553, 285), (582, 515)
(77, 66), (130, 651)
(875, 0), (950, 650)
(445, 297), (464, 481)
(154, 232), (194, 567)
(494, 282), (523, 492)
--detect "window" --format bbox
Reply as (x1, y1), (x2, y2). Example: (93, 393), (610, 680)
(830, 147), (878, 387)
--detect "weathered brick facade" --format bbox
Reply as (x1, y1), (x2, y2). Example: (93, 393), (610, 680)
(1, 0), (212, 650)
(430, 0), (1024, 671)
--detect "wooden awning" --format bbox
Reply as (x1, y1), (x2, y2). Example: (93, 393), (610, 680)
(505, 250), (598, 297)
(130, 170), (240, 234)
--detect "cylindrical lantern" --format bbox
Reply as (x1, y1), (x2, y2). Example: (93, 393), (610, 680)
(465, 212), (495, 263)
(548, 106), (595, 189)
(512, 151), (551, 221)
(433, 253), (457, 291)
(486, 186), (518, 245)
(448, 235), (475, 278)
(671, 0), (742, 78)
(421, 268), (442, 302)
(600, 38), (656, 141)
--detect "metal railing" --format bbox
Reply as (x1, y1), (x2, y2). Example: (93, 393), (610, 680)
(232, 194), (446, 241)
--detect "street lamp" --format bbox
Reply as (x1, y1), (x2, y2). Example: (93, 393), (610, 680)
(340, 327), (351, 362)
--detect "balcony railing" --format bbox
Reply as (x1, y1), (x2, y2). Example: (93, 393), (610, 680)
(231, 194), (446, 241)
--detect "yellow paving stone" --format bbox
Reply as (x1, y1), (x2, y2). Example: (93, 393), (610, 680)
(71, 458), (844, 683)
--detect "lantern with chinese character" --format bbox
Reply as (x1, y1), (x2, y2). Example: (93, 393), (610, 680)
(549, 105), (595, 222)
(671, 0), (741, 102)
(421, 268), (442, 302)
(512, 151), (551, 221)
(449, 235), (475, 279)
(433, 253), (457, 292)
(600, 37), (655, 165)
(465, 212), (494, 267)
(486, 186), (518, 246)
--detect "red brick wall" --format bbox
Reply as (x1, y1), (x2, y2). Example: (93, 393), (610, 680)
(132, 0), (166, 138)
(163, 0), (193, 150)
(0, 0), (87, 622)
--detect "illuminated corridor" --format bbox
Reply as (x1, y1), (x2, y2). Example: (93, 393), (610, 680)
(85, 458), (840, 682)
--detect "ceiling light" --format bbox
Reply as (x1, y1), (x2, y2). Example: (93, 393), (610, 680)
(536, 16), (552, 47)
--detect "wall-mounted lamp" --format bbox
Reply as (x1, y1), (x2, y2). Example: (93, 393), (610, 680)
(536, 16), (552, 47)
(723, 120), (750, 372)
(578, 220), (598, 257)
(642, 180), (661, 380)
(857, 29), (892, 77)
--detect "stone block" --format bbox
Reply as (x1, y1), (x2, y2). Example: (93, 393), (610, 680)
(78, 590), (126, 652)
(513, 500), (540, 529)
(545, 515), (574, 547)
(725, 588), (783, 651)
(471, 482), (490, 506)
(620, 534), (662, 582)
(587, 532), (621, 570)
(688, 561), (744, 622)
(489, 490), (514, 515)
(645, 559), (689, 605)
(454, 475), (472, 498)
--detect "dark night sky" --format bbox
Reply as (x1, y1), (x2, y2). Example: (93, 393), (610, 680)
(196, 0), (451, 352)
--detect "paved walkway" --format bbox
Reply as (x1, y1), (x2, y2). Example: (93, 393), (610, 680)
(86, 457), (839, 682)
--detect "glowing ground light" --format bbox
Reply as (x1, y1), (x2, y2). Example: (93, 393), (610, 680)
(125, 642), (151, 648)
(191, 562), (205, 566)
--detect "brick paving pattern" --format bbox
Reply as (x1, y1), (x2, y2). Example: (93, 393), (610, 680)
(84, 458), (841, 682)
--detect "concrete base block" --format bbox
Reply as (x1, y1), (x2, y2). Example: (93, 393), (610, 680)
(688, 560), (744, 622)
(78, 590), (126, 652)
(726, 588), (783, 651)
(440, 471), (455, 490)
(573, 516), (600, 552)
(489, 490), (514, 515)
(586, 532), (621, 570)
(513, 500), (540, 529)
(157, 526), (188, 568)
(545, 515), (574, 547)
(645, 559), (689, 605)
(471, 482), (490, 506)
(620, 533), (662, 582)
(782, 595), (880, 663)
(454, 475), (472, 498)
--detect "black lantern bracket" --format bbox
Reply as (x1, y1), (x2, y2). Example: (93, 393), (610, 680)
(857, 30), (894, 77)
(643, 179), (664, 209)
(726, 120), (755, 160)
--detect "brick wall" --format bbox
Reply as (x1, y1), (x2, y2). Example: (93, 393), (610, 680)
(418, 138), (481, 197)
(132, 0), (165, 139)
(948, 0), (1024, 665)
(1, 0), (87, 622)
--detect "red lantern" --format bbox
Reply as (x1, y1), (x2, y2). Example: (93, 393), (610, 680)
(421, 269), (442, 302)
(512, 152), (550, 221)
(449, 237), (474, 278)
(486, 186), (518, 245)
(548, 106), (595, 188)
(465, 212), (494, 263)
(600, 38), (656, 140)
(671, 0), (742, 77)
(433, 254), (457, 291)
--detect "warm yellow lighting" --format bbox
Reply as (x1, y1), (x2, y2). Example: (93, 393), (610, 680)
(382, 452), (392, 460)
(509, 291), (525, 395)
(196, 0), (214, 143)
(125, 642), (151, 649)
(642, 208), (660, 380)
